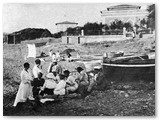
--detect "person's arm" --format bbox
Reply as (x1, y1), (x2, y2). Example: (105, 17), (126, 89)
(40, 81), (46, 91)
(48, 63), (52, 73)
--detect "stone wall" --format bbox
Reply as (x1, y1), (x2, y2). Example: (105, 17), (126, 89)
(62, 35), (131, 44)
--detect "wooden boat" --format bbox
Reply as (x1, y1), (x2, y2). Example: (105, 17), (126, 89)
(102, 53), (155, 83)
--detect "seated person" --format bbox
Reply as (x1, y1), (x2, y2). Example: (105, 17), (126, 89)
(75, 67), (89, 96)
(40, 73), (57, 96)
(31, 72), (45, 98)
(51, 52), (56, 62)
(63, 70), (78, 94)
(55, 50), (61, 62)
(54, 74), (66, 96)
(87, 73), (96, 93)
(76, 67), (89, 86)
(48, 61), (62, 75)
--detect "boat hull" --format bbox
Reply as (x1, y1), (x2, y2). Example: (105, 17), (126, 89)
(102, 59), (155, 83)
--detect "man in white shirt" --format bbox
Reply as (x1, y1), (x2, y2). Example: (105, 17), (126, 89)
(33, 59), (42, 78)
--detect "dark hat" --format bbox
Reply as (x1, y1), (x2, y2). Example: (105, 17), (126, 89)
(63, 70), (70, 77)
(76, 67), (84, 72)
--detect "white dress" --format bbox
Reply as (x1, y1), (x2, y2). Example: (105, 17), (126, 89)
(13, 69), (33, 107)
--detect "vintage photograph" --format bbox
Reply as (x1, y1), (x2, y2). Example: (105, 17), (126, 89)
(3, 3), (155, 116)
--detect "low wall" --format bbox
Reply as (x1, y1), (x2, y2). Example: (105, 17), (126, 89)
(62, 35), (130, 44)
(142, 34), (155, 38)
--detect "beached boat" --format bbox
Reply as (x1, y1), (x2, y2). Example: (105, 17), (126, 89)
(102, 53), (155, 83)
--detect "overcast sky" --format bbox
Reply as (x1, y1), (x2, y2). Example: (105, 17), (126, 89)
(3, 3), (149, 34)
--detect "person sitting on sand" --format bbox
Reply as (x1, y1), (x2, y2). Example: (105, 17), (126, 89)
(13, 62), (33, 107)
(32, 59), (43, 79)
(40, 73), (58, 96)
(76, 67), (89, 86)
(64, 70), (78, 94)
(49, 49), (53, 57)
(87, 66), (102, 93)
(54, 74), (66, 96)
(87, 73), (96, 93)
(48, 60), (62, 75)
(52, 52), (56, 62)
(56, 50), (60, 61)
(75, 67), (89, 96)
(31, 72), (45, 99)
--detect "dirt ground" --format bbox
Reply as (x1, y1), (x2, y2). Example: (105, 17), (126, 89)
(3, 36), (155, 116)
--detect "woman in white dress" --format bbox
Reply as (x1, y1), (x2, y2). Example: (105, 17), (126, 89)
(13, 62), (33, 107)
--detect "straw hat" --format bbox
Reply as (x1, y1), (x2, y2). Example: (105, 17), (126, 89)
(89, 73), (94, 77)
(94, 66), (101, 70)
(46, 73), (55, 79)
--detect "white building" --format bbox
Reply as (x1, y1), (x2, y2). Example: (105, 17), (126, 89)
(100, 4), (149, 26)
(55, 21), (78, 32)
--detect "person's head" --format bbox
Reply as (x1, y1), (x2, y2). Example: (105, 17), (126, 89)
(35, 59), (41, 66)
(38, 72), (43, 79)
(76, 67), (83, 73)
(63, 70), (70, 78)
(59, 74), (65, 80)
(24, 62), (30, 70)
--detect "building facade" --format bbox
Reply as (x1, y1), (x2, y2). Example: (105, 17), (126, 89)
(55, 21), (78, 32)
(100, 4), (148, 26)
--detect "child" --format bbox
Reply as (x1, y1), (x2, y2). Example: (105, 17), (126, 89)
(13, 62), (33, 107)
(54, 74), (66, 96)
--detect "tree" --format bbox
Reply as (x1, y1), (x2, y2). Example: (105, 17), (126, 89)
(110, 19), (124, 30)
(83, 22), (103, 35)
(140, 18), (147, 27)
(66, 27), (75, 35)
(147, 4), (155, 29)
(52, 31), (64, 38)
(123, 22), (133, 31)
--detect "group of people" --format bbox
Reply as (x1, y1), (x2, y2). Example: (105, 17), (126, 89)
(13, 57), (100, 107)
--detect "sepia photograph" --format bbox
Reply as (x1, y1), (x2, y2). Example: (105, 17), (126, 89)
(3, 2), (155, 116)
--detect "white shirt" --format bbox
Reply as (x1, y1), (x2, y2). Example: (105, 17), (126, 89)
(66, 76), (78, 89)
(56, 52), (60, 58)
(32, 65), (42, 78)
(52, 54), (56, 61)
(42, 79), (57, 89)
(54, 80), (66, 95)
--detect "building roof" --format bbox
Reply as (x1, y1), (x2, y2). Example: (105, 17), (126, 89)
(107, 4), (141, 11)
(55, 21), (78, 25)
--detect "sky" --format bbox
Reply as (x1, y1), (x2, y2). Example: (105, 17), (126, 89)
(3, 3), (149, 34)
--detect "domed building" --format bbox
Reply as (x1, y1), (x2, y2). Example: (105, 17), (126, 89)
(100, 4), (148, 26)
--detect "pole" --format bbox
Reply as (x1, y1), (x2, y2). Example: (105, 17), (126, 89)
(14, 32), (16, 44)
